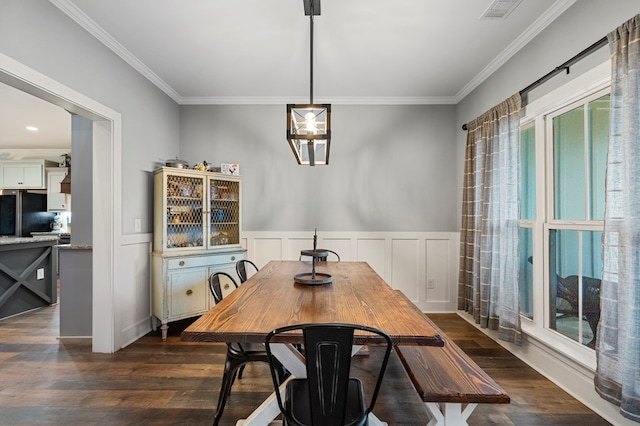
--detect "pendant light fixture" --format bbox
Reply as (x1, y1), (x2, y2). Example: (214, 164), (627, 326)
(287, 0), (331, 166)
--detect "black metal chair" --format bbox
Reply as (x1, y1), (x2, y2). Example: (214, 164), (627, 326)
(265, 323), (392, 426)
(208, 271), (286, 425)
(299, 249), (341, 262)
(235, 259), (259, 283)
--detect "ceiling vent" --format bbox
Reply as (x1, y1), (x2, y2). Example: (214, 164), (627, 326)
(480, 0), (523, 20)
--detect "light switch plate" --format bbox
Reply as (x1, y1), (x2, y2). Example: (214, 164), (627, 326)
(134, 218), (141, 232)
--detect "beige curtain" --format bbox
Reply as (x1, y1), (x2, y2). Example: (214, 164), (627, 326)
(458, 93), (522, 344)
(595, 14), (640, 422)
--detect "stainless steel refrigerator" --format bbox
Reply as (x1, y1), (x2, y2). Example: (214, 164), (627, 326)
(0, 189), (56, 237)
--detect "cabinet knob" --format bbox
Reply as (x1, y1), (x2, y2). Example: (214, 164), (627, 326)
(179, 261), (185, 266)
(231, 256), (236, 261)
(186, 289), (193, 295)
(224, 284), (229, 290)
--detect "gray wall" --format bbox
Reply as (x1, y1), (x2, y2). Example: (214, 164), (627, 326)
(455, 0), (640, 220)
(70, 115), (92, 245)
(0, 0), (180, 235)
(180, 104), (458, 232)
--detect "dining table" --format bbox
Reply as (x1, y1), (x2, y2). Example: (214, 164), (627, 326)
(181, 260), (444, 425)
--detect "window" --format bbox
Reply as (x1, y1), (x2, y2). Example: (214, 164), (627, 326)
(519, 88), (608, 351)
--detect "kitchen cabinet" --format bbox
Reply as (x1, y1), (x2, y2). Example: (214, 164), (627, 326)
(46, 167), (70, 211)
(0, 160), (56, 189)
(152, 167), (245, 339)
(0, 237), (58, 320)
(152, 249), (245, 340)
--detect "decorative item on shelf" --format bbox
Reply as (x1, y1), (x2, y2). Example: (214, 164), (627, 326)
(59, 153), (71, 167)
(51, 214), (64, 232)
(192, 183), (203, 198)
(287, 0), (331, 167)
(294, 228), (333, 285)
(210, 232), (222, 246)
(165, 157), (189, 169)
(193, 161), (208, 171)
(221, 163), (239, 175)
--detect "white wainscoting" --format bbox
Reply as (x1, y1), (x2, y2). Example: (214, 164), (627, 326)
(241, 231), (460, 312)
(118, 233), (153, 349)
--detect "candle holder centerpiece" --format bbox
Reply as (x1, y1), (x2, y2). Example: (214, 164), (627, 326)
(294, 229), (333, 285)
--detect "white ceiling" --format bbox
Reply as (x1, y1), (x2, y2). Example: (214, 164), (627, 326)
(0, 82), (71, 152)
(1, 0), (575, 149)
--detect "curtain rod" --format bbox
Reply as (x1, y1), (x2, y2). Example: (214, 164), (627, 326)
(461, 36), (609, 131)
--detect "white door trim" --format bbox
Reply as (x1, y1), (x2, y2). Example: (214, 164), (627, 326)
(0, 52), (122, 353)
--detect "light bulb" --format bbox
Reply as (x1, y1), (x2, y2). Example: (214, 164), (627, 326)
(304, 112), (317, 134)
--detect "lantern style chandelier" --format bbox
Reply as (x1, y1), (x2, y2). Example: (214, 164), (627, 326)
(287, 0), (331, 166)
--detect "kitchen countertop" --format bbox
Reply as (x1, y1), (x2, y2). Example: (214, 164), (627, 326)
(57, 244), (92, 250)
(0, 236), (59, 245)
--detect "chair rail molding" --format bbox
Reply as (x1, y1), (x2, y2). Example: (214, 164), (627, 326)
(241, 231), (460, 312)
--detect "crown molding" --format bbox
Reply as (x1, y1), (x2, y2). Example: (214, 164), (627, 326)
(180, 95), (457, 105)
(50, 0), (182, 103)
(454, 0), (577, 103)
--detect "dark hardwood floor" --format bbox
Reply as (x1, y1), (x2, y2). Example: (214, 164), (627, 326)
(0, 304), (610, 425)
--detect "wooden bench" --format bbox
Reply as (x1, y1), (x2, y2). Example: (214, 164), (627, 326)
(393, 293), (509, 425)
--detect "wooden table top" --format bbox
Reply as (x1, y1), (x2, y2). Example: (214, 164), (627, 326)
(180, 261), (444, 346)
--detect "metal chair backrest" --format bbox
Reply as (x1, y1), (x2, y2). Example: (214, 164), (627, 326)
(235, 259), (259, 283)
(208, 271), (239, 304)
(265, 323), (392, 426)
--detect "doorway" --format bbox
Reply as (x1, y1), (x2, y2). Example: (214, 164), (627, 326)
(0, 52), (121, 353)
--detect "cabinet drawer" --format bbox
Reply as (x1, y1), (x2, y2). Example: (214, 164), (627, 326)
(167, 251), (245, 269)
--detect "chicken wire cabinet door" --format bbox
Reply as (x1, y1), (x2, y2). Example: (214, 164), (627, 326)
(153, 167), (242, 253)
(207, 177), (241, 249)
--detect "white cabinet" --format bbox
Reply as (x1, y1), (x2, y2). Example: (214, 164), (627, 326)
(152, 249), (246, 340)
(46, 167), (70, 211)
(152, 167), (246, 339)
(0, 160), (56, 189)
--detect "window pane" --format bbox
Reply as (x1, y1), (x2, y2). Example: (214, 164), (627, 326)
(553, 107), (586, 220)
(588, 95), (609, 220)
(549, 229), (579, 342)
(549, 229), (601, 349)
(520, 126), (535, 220)
(519, 227), (533, 319)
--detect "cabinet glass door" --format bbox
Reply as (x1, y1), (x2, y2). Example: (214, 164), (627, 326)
(207, 178), (240, 248)
(165, 174), (205, 249)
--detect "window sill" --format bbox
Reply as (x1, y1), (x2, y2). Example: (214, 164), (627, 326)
(520, 316), (596, 371)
